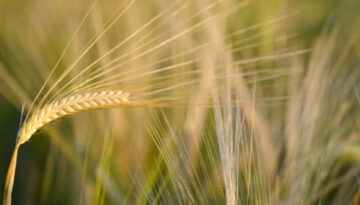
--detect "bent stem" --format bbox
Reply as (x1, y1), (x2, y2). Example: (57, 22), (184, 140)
(3, 144), (20, 205)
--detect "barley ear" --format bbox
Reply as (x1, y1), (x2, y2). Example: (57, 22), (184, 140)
(3, 90), (130, 205)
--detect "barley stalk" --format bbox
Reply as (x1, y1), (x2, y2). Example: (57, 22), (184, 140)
(3, 90), (130, 205)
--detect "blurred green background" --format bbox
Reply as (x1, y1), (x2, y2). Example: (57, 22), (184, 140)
(0, 0), (359, 204)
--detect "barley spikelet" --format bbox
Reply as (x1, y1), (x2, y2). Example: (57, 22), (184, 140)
(17, 90), (130, 145)
(4, 90), (130, 205)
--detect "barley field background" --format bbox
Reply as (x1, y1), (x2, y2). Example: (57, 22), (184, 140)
(0, 0), (359, 204)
